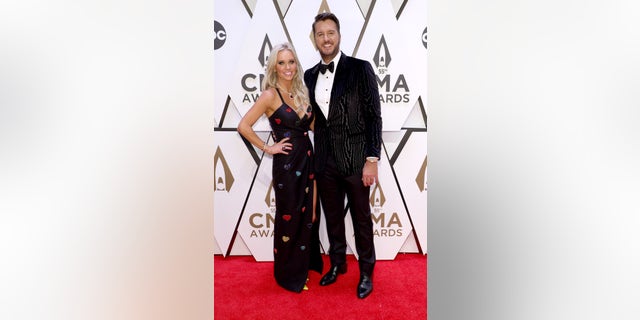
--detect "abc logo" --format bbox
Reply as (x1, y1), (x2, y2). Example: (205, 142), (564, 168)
(422, 26), (427, 50)
(214, 21), (227, 50)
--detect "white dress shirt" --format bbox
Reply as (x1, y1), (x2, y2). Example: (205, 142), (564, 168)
(314, 52), (342, 119)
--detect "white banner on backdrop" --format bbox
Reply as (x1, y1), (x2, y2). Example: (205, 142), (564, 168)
(228, 0), (290, 132)
(356, 0), (426, 131)
(214, 0), (428, 259)
(396, 0), (428, 105)
(236, 155), (277, 261)
(213, 133), (260, 256)
(214, 1), (252, 124)
(394, 131), (428, 253)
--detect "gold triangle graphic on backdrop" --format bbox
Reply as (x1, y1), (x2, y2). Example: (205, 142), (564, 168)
(415, 155), (428, 192)
(214, 146), (235, 192)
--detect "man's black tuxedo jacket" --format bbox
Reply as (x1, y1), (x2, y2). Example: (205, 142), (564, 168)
(304, 54), (382, 176)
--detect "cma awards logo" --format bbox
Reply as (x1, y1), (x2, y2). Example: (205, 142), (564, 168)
(415, 155), (428, 192)
(214, 147), (234, 192)
(374, 35), (410, 104)
(240, 35), (272, 104)
(369, 182), (403, 237)
(248, 181), (276, 238)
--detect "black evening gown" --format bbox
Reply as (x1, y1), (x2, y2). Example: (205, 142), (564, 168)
(269, 89), (323, 292)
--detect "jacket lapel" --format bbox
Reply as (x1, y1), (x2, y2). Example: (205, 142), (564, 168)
(328, 54), (349, 121)
(307, 65), (319, 102)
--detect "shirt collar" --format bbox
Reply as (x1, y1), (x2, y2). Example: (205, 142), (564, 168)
(322, 51), (342, 68)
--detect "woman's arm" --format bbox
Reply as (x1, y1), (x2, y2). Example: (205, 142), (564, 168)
(237, 89), (291, 154)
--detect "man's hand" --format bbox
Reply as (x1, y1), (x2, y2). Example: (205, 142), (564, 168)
(362, 161), (378, 187)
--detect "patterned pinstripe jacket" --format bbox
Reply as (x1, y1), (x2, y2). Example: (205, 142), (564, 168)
(304, 53), (382, 176)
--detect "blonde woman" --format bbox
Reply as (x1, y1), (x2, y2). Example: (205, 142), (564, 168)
(237, 42), (323, 293)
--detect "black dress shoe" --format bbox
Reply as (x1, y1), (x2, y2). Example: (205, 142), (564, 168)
(319, 264), (347, 286)
(357, 274), (373, 299)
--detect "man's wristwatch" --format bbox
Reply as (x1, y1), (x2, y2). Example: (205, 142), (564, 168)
(366, 157), (379, 163)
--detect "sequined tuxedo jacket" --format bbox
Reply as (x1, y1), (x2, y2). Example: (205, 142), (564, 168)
(304, 54), (382, 176)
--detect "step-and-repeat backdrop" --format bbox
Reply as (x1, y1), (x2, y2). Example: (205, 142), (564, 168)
(214, 0), (427, 261)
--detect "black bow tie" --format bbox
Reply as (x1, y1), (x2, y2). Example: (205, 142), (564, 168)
(319, 61), (334, 74)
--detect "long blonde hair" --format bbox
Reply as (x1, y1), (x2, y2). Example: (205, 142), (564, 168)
(262, 42), (310, 108)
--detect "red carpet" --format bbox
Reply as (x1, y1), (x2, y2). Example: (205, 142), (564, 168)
(214, 254), (427, 320)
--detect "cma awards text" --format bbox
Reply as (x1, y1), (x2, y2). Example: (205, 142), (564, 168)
(241, 73), (410, 104)
(248, 212), (404, 238)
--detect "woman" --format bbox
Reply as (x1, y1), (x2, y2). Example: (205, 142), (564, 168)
(237, 42), (323, 293)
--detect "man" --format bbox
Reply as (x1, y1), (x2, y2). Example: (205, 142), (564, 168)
(304, 12), (382, 299)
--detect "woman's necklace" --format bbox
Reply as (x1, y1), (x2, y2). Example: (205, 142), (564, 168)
(279, 87), (295, 99)
(277, 85), (301, 112)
